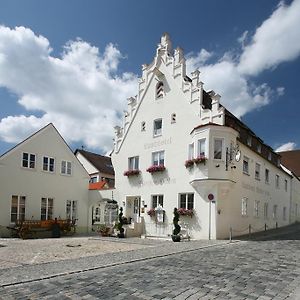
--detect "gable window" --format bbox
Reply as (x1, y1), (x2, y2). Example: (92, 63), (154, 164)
(156, 81), (164, 99)
(153, 119), (162, 136)
(66, 200), (78, 221)
(171, 113), (176, 123)
(43, 156), (55, 172)
(41, 197), (54, 220)
(264, 202), (268, 219)
(213, 138), (223, 160)
(198, 139), (206, 157)
(61, 160), (72, 175)
(141, 121), (146, 132)
(179, 193), (194, 210)
(241, 197), (248, 216)
(265, 169), (270, 184)
(243, 156), (249, 174)
(152, 151), (165, 166)
(275, 175), (280, 188)
(11, 195), (26, 222)
(22, 152), (36, 169)
(255, 163), (260, 180)
(254, 200), (259, 217)
(152, 195), (163, 208)
(128, 156), (139, 170)
(188, 143), (194, 160)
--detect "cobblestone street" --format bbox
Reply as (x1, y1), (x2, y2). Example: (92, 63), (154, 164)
(0, 226), (300, 299)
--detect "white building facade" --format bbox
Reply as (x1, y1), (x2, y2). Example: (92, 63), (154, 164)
(0, 124), (90, 237)
(112, 34), (296, 239)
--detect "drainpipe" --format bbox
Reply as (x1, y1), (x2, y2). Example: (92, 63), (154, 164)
(289, 176), (293, 224)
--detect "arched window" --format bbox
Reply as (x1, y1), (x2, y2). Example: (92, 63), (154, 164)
(156, 81), (164, 99)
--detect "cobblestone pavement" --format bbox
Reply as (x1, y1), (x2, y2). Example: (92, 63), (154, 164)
(0, 227), (300, 299)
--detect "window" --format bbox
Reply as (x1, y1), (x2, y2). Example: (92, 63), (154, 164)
(22, 152), (36, 169)
(243, 156), (249, 174)
(283, 206), (287, 221)
(273, 205), (278, 219)
(90, 176), (97, 183)
(41, 198), (54, 220)
(43, 156), (55, 172)
(128, 156), (139, 170)
(285, 179), (288, 192)
(188, 143), (194, 160)
(153, 119), (162, 136)
(247, 136), (252, 147)
(257, 144), (261, 153)
(171, 113), (176, 123)
(11, 195), (26, 222)
(66, 200), (78, 220)
(255, 163), (260, 180)
(179, 193), (194, 210)
(213, 138), (223, 159)
(275, 175), (280, 188)
(156, 81), (164, 99)
(265, 169), (270, 184)
(141, 121), (146, 131)
(61, 160), (72, 175)
(152, 195), (163, 208)
(254, 200), (259, 217)
(264, 202), (268, 219)
(198, 139), (206, 157)
(268, 152), (272, 161)
(241, 197), (248, 216)
(152, 151), (164, 166)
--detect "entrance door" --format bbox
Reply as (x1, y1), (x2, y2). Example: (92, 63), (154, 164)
(133, 197), (141, 223)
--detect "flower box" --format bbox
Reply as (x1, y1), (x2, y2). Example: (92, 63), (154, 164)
(146, 165), (166, 173)
(177, 208), (194, 217)
(193, 155), (207, 164)
(123, 169), (140, 176)
(185, 159), (194, 168)
(147, 208), (156, 217)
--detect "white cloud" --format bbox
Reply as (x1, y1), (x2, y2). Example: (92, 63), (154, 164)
(239, 0), (300, 76)
(186, 0), (300, 118)
(0, 26), (138, 153)
(275, 142), (297, 152)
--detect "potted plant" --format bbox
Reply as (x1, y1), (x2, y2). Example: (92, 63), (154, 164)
(147, 208), (156, 217)
(146, 165), (166, 173)
(193, 155), (207, 165)
(185, 159), (194, 168)
(97, 224), (111, 236)
(177, 208), (194, 217)
(123, 169), (140, 176)
(171, 207), (181, 242)
(117, 207), (125, 238)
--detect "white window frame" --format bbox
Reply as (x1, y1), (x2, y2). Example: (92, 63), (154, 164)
(43, 156), (55, 172)
(273, 205), (278, 219)
(41, 197), (54, 220)
(275, 175), (280, 189)
(152, 150), (165, 166)
(257, 144), (262, 153)
(241, 197), (248, 216)
(247, 136), (252, 147)
(284, 179), (288, 192)
(11, 195), (26, 223)
(197, 138), (206, 157)
(179, 193), (194, 210)
(61, 160), (72, 175)
(153, 118), (163, 137)
(22, 152), (36, 169)
(213, 138), (223, 160)
(152, 195), (164, 208)
(66, 200), (78, 221)
(243, 156), (249, 175)
(255, 163), (261, 180)
(128, 156), (139, 170)
(188, 143), (194, 160)
(265, 169), (270, 184)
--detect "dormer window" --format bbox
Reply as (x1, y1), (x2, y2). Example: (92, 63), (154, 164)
(257, 144), (261, 153)
(156, 81), (164, 99)
(247, 136), (252, 147)
(268, 152), (272, 161)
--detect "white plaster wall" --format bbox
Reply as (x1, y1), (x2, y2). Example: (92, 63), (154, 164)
(0, 125), (90, 236)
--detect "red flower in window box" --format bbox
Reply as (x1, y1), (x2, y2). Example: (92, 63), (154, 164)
(177, 208), (194, 217)
(146, 165), (166, 173)
(123, 169), (140, 177)
(185, 159), (194, 168)
(193, 155), (207, 164)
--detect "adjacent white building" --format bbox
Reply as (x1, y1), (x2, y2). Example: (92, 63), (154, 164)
(111, 33), (299, 239)
(0, 123), (90, 237)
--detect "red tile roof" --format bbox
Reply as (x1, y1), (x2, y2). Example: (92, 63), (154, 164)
(278, 150), (300, 177)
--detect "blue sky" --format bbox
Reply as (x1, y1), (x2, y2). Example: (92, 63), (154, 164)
(0, 0), (299, 155)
